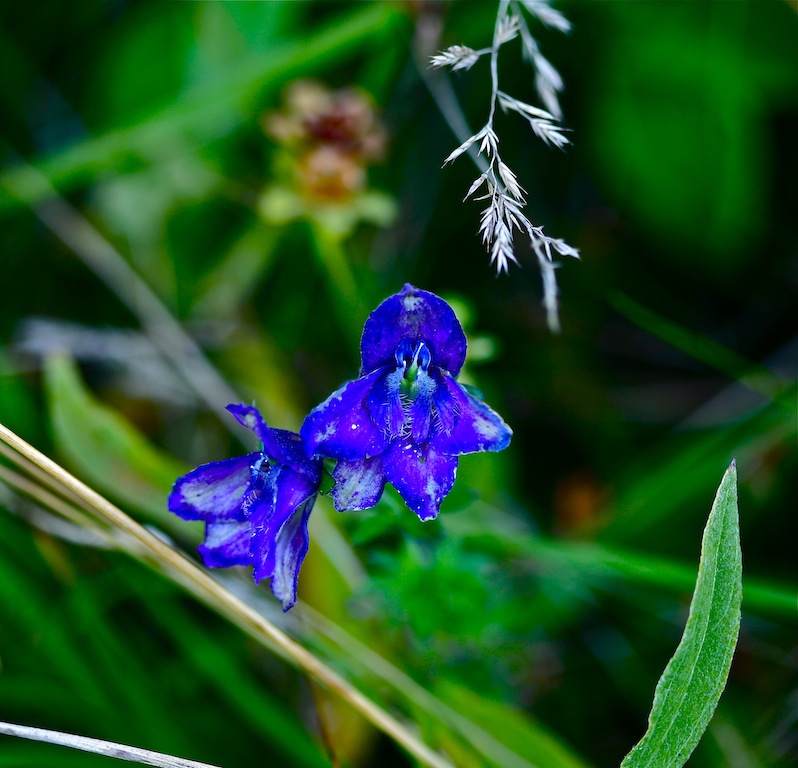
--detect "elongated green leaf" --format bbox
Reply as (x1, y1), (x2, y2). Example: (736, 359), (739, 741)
(621, 460), (741, 768)
(44, 354), (189, 534)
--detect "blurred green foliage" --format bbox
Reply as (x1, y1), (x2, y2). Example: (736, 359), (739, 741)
(1, 1), (797, 766)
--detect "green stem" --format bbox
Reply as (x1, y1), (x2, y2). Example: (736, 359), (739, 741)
(192, 225), (281, 320)
(308, 222), (366, 348)
(609, 291), (786, 400)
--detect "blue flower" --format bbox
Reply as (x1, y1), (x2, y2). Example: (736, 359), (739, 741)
(168, 404), (321, 611)
(301, 284), (511, 520)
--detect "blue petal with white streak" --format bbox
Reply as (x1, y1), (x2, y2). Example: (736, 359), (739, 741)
(168, 404), (321, 611)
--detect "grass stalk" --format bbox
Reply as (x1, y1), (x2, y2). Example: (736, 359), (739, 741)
(609, 292), (786, 401)
(300, 604), (550, 768)
(308, 222), (366, 349)
(0, 421), (453, 768)
(17, 165), (239, 418)
(0, 721), (221, 768)
(0, 461), (104, 535)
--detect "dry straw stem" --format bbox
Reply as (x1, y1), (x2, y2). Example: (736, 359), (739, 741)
(0, 421), (454, 768)
(4, 160), (364, 613)
(0, 721), (221, 768)
(0, 447), (99, 533)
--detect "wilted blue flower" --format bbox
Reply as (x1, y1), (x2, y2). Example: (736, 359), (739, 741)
(301, 284), (511, 520)
(168, 404), (321, 611)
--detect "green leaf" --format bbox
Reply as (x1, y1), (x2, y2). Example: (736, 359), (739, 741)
(621, 460), (742, 768)
(44, 353), (190, 534)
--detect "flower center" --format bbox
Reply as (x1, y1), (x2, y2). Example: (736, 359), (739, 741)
(394, 339), (431, 401)
(370, 339), (440, 441)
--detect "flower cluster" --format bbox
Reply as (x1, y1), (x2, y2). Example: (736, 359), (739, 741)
(258, 80), (395, 236)
(168, 286), (511, 609)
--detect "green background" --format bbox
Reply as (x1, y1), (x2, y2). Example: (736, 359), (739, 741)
(0, 1), (796, 766)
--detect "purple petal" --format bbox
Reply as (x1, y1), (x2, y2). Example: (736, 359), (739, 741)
(226, 404), (317, 479)
(431, 376), (513, 455)
(301, 369), (391, 460)
(360, 285), (467, 377)
(382, 438), (458, 521)
(331, 456), (386, 511)
(168, 453), (260, 522)
(268, 428), (321, 481)
(268, 495), (315, 611)
(249, 467), (319, 611)
(249, 469), (317, 557)
(407, 371), (438, 442)
(198, 521), (252, 567)
(246, 472), (278, 572)
(366, 369), (405, 438)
